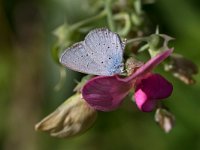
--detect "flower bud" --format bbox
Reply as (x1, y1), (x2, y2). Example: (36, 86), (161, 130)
(148, 34), (164, 51)
(154, 108), (175, 133)
(148, 34), (174, 57)
(134, 73), (173, 112)
(164, 53), (198, 84)
(125, 57), (143, 76)
(35, 94), (97, 138)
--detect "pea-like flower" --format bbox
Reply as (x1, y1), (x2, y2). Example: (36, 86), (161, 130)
(82, 49), (173, 112)
(134, 73), (173, 112)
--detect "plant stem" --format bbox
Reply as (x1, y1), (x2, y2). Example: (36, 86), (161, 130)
(127, 37), (148, 44)
(105, 0), (115, 31)
(113, 12), (131, 36)
(134, 0), (142, 15)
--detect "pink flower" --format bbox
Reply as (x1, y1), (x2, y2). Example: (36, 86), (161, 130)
(134, 73), (173, 112)
(82, 49), (173, 112)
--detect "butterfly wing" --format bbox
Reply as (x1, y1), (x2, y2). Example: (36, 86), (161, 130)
(83, 28), (124, 75)
(60, 42), (113, 75)
(60, 28), (125, 76)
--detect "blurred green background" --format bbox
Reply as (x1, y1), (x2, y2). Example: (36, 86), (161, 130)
(0, 0), (200, 150)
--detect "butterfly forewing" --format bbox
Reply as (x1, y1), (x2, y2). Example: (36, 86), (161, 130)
(60, 28), (124, 76)
(60, 42), (113, 76)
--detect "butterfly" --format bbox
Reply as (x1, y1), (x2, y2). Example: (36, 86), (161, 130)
(60, 28), (125, 76)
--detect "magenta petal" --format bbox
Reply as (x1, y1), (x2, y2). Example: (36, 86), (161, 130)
(134, 74), (173, 112)
(135, 74), (173, 100)
(120, 49), (173, 82)
(82, 75), (133, 111)
(134, 89), (157, 112)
